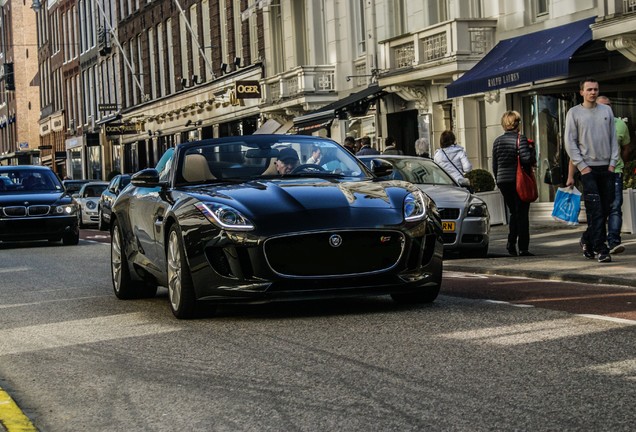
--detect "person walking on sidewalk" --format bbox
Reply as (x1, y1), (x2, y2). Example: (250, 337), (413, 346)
(565, 78), (619, 263)
(492, 110), (536, 257)
(597, 95), (631, 254)
(434, 130), (472, 184)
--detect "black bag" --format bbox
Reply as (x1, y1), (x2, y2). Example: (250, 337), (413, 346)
(543, 164), (561, 185)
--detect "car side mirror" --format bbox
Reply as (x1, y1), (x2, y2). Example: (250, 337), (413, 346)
(131, 168), (163, 188)
(370, 159), (393, 177)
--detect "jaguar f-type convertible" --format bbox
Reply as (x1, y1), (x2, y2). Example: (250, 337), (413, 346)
(110, 135), (443, 318)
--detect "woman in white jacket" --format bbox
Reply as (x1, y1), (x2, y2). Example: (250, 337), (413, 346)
(433, 130), (472, 183)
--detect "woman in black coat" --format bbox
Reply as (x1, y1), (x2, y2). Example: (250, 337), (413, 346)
(492, 110), (537, 256)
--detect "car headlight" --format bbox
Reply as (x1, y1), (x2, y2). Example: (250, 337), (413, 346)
(195, 202), (254, 231)
(55, 203), (77, 215)
(467, 199), (489, 218)
(86, 200), (97, 210)
(403, 191), (428, 222)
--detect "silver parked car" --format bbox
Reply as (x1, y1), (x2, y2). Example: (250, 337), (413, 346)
(359, 155), (490, 257)
(74, 181), (109, 228)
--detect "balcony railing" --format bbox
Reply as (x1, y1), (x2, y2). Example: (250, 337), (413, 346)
(380, 19), (497, 72)
(625, 0), (636, 13)
(261, 65), (336, 104)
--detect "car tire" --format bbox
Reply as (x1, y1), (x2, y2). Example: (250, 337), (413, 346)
(62, 230), (79, 246)
(98, 208), (107, 231)
(111, 220), (157, 299)
(167, 225), (198, 319)
(78, 211), (85, 229)
(391, 285), (440, 304)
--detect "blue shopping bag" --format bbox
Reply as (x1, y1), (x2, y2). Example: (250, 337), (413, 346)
(551, 186), (581, 225)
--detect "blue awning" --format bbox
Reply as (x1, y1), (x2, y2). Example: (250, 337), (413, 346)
(446, 17), (595, 98)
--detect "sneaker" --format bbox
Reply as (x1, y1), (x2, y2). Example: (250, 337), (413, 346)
(580, 240), (595, 259)
(597, 252), (612, 263)
(609, 244), (625, 254)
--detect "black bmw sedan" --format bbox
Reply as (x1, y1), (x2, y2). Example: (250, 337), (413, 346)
(110, 135), (444, 318)
(0, 165), (79, 245)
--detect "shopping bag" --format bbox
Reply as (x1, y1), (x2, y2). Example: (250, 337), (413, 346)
(516, 158), (538, 203)
(551, 186), (581, 225)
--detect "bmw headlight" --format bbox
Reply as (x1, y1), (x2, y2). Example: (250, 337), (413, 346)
(403, 190), (428, 222)
(466, 199), (489, 218)
(86, 200), (97, 210)
(195, 202), (254, 231)
(55, 203), (77, 215)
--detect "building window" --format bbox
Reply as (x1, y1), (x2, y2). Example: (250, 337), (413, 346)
(148, 27), (157, 99)
(388, 0), (406, 37)
(157, 22), (166, 97)
(189, 4), (201, 81)
(353, 0), (366, 56)
(179, 13), (189, 87)
(536, 0), (548, 16)
(166, 18), (176, 94)
(202, 0), (213, 81)
(233, 0), (243, 63)
(271, 0), (284, 73)
(291, 0), (307, 66)
(219, 0), (229, 66)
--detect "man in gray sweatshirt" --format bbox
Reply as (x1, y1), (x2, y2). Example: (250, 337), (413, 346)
(565, 77), (619, 263)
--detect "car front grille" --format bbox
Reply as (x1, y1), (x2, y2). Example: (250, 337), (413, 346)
(438, 208), (460, 220)
(1, 205), (52, 217)
(263, 230), (405, 277)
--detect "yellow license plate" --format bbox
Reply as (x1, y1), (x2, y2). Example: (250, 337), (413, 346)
(442, 221), (456, 232)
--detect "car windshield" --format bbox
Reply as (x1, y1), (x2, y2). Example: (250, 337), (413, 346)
(365, 157), (457, 186)
(81, 184), (108, 197)
(0, 169), (64, 194)
(174, 136), (369, 185)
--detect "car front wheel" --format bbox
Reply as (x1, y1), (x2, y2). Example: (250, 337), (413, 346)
(167, 225), (198, 319)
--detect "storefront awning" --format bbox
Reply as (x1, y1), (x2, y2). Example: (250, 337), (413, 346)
(293, 85), (385, 131)
(446, 17), (595, 98)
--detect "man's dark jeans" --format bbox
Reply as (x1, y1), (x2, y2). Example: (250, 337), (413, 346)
(580, 166), (615, 254)
(607, 172), (623, 248)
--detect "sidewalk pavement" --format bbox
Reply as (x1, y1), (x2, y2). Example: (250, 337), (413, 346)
(444, 220), (636, 290)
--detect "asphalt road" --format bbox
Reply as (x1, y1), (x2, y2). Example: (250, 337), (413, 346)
(0, 237), (635, 431)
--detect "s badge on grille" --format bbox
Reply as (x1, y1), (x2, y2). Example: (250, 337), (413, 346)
(329, 234), (343, 247)
(380, 236), (391, 243)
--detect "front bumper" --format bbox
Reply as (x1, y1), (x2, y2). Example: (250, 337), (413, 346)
(185, 225), (444, 303)
(0, 215), (79, 242)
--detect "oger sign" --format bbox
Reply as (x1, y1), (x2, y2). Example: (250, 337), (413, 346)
(235, 80), (261, 99)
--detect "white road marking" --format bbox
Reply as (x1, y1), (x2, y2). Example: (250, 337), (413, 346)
(0, 312), (182, 356)
(584, 359), (636, 381)
(0, 267), (30, 274)
(440, 316), (633, 346)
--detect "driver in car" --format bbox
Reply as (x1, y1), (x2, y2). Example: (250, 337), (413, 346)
(275, 147), (300, 175)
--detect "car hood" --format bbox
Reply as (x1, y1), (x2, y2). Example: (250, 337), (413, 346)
(182, 178), (420, 230)
(0, 191), (69, 206)
(413, 184), (472, 207)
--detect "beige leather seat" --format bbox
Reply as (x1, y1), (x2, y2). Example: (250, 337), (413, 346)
(261, 158), (279, 175)
(183, 154), (215, 182)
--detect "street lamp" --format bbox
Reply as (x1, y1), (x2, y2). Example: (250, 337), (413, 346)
(31, 0), (42, 12)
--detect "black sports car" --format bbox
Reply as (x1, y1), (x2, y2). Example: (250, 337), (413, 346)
(110, 135), (444, 318)
(0, 165), (80, 245)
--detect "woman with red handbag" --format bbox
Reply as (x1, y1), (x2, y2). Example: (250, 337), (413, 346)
(492, 110), (537, 256)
